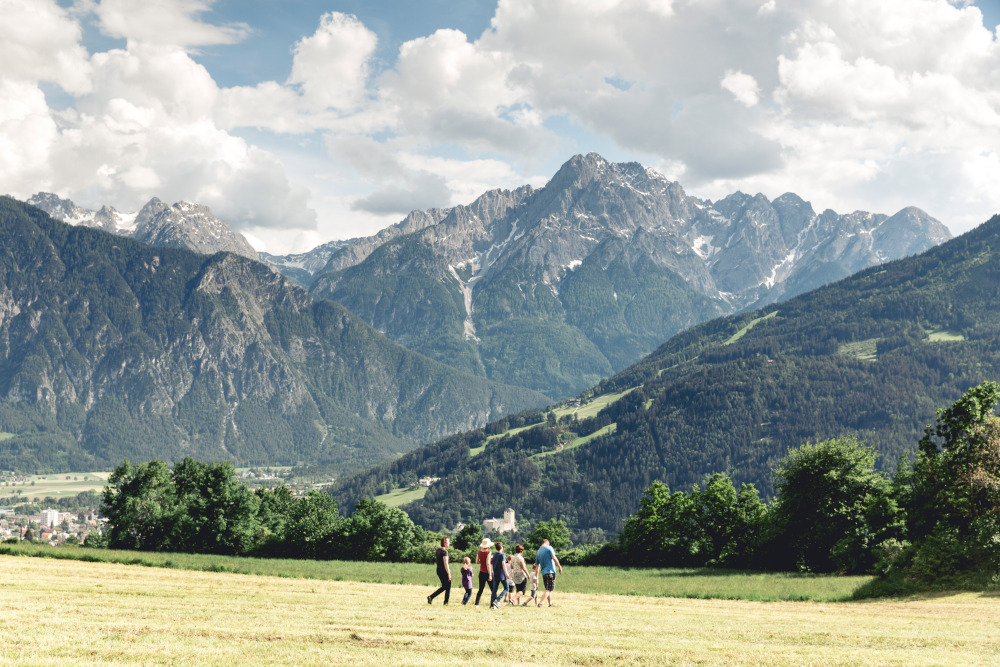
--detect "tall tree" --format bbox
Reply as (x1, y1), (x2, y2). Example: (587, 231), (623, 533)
(768, 436), (895, 573)
(339, 498), (424, 561)
(618, 482), (699, 566)
(171, 458), (262, 555)
(694, 474), (765, 568)
(102, 459), (179, 551)
(526, 518), (573, 552)
(901, 381), (1000, 581)
(283, 491), (341, 560)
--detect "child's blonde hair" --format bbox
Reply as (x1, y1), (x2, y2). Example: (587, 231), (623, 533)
(462, 556), (471, 566)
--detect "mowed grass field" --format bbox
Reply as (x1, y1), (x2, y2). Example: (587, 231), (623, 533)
(1, 555), (999, 665)
(0, 543), (869, 602)
(0, 471), (108, 500)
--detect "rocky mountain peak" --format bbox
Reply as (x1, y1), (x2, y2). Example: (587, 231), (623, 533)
(133, 200), (258, 260)
(27, 193), (257, 260)
(298, 152), (953, 400)
(543, 152), (617, 193)
(28, 193), (87, 223)
(0, 196), (550, 473)
(872, 206), (953, 257)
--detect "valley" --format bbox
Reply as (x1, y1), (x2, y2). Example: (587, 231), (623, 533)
(4, 3), (1000, 664)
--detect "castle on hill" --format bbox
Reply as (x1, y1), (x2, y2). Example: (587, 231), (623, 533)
(482, 508), (517, 534)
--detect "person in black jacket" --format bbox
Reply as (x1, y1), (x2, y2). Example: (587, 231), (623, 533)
(427, 536), (451, 604)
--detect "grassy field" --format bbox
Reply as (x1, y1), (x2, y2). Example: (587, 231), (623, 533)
(373, 485), (428, 507)
(838, 338), (879, 361)
(0, 543), (867, 602)
(464, 388), (638, 464)
(534, 424), (618, 460)
(555, 387), (637, 421)
(926, 328), (966, 343)
(0, 471), (108, 500)
(1, 555), (998, 665)
(481, 423), (538, 446)
(725, 310), (778, 345)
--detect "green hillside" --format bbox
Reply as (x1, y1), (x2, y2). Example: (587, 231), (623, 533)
(331, 214), (1000, 532)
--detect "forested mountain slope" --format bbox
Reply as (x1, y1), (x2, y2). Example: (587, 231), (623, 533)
(0, 198), (548, 473)
(304, 153), (949, 399)
(331, 213), (1000, 533)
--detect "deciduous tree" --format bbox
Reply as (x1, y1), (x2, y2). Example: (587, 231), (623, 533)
(768, 436), (895, 573)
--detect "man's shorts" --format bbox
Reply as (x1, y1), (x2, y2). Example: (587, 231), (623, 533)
(542, 573), (556, 591)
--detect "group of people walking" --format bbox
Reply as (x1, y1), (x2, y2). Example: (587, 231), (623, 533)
(427, 536), (563, 609)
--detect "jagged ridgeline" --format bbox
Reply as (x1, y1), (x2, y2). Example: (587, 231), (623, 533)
(293, 153), (949, 400)
(331, 213), (1000, 533)
(0, 198), (548, 473)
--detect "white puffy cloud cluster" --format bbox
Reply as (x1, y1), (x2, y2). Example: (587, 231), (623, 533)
(2, 0), (999, 252)
(257, 0), (1000, 235)
(0, 0), (315, 235)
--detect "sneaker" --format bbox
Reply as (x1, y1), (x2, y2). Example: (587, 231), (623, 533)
(427, 595), (432, 605)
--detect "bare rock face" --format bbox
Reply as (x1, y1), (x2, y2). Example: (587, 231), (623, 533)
(27, 193), (258, 260)
(301, 153), (951, 399)
(132, 199), (258, 259)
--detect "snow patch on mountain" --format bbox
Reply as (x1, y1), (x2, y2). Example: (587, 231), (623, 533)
(449, 265), (478, 342)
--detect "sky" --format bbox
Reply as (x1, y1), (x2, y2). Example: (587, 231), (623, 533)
(2, 0), (1000, 254)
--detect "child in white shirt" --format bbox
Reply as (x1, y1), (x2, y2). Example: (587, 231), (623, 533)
(523, 570), (538, 606)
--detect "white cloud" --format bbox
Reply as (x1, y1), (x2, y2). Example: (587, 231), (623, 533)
(85, 43), (220, 120)
(0, 0), (92, 94)
(5, 0), (1000, 253)
(95, 0), (249, 48)
(288, 12), (377, 112)
(720, 70), (761, 107)
(0, 80), (60, 191)
(350, 172), (451, 216)
(0, 1), (316, 236)
(326, 136), (533, 215)
(215, 12), (384, 134)
(394, 153), (537, 204)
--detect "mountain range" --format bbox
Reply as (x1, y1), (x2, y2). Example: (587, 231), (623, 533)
(28, 155), (950, 402)
(331, 211), (1000, 534)
(0, 197), (547, 473)
(4, 153), (952, 479)
(28, 193), (259, 261)
(272, 154), (951, 399)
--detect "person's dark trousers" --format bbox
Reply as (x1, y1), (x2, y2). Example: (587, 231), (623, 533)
(462, 587), (472, 604)
(429, 572), (450, 604)
(490, 578), (508, 606)
(475, 571), (489, 605)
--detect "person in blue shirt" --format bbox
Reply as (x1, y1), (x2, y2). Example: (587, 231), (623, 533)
(489, 542), (510, 609)
(532, 538), (563, 607)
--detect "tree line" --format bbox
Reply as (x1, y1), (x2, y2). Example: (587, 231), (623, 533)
(88, 382), (1000, 593)
(610, 382), (1000, 593)
(96, 458), (428, 561)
